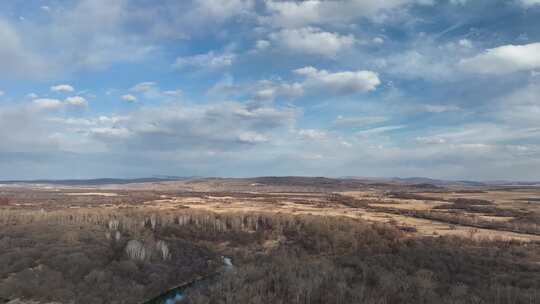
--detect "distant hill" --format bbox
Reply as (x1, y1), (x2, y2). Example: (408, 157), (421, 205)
(345, 176), (540, 187)
(0, 177), (192, 186)
(1, 175), (538, 188)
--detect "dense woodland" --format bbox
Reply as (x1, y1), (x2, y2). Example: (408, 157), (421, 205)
(0, 207), (539, 304)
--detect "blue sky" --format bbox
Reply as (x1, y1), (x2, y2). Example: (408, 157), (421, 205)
(1, 0), (540, 180)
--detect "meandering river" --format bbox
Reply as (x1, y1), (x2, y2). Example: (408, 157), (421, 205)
(144, 257), (234, 304)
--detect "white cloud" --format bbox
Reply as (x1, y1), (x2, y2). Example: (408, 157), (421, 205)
(256, 40), (271, 50)
(341, 140), (353, 147)
(380, 50), (456, 80)
(90, 127), (132, 140)
(0, 0), (255, 79)
(238, 131), (270, 144)
(0, 1), (177, 79)
(263, 0), (322, 28)
(519, 0), (540, 7)
(263, 0), (429, 28)
(421, 104), (462, 113)
(50, 84), (75, 93)
(460, 43), (540, 75)
(373, 37), (385, 44)
(49, 115), (129, 127)
(65, 96), (88, 107)
(254, 82), (304, 101)
(334, 115), (388, 127)
(255, 88), (276, 100)
(298, 129), (327, 140)
(128, 82), (182, 100)
(194, 0), (255, 21)
(270, 27), (355, 57)
(130, 82), (157, 93)
(410, 122), (540, 149)
(0, 19), (53, 78)
(494, 82), (540, 126)
(449, 0), (470, 5)
(0, 105), (71, 154)
(33, 98), (63, 110)
(0, 0), (258, 80)
(416, 136), (447, 144)
(163, 90), (183, 97)
(356, 125), (406, 135)
(88, 101), (297, 150)
(294, 66), (381, 94)
(173, 51), (235, 70)
(458, 39), (472, 48)
(0, 99), (296, 168)
(122, 94), (137, 102)
(26, 93), (39, 99)
(0, 90), (4, 97)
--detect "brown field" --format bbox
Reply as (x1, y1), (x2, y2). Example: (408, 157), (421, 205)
(3, 179), (540, 242)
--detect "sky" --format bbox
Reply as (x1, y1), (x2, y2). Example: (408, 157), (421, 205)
(1, 0), (540, 180)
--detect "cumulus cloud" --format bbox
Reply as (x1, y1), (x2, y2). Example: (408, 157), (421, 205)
(294, 66), (381, 94)
(173, 51), (235, 70)
(255, 40), (271, 50)
(245, 67), (381, 100)
(0, 0), (255, 80)
(378, 50), (457, 80)
(163, 90), (183, 97)
(192, 0), (255, 21)
(0, 1), (161, 79)
(50, 84), (75, 93)
(122, 94), (138, 102)
(0, 98), (298, 170)
(127, 81), (182, 100)
(297, 129), (327, 140)
(33, 96), (88, 110)
(372, 37), (385, 44)
(460, 43), (540, 74)
(130, 82), (157, 93)
(262, 0), (430, 28)
(270, 27), (355, 57)
(33, 98), (64, 110)
(65, 96), (88, 107)
(254, 81), (304, 101)
(238, 131), (270, 144)
(88, 102), (297, 151)
(49, 115), (128, 127)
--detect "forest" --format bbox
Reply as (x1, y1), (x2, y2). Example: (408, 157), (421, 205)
(1, 202), (539, 304)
